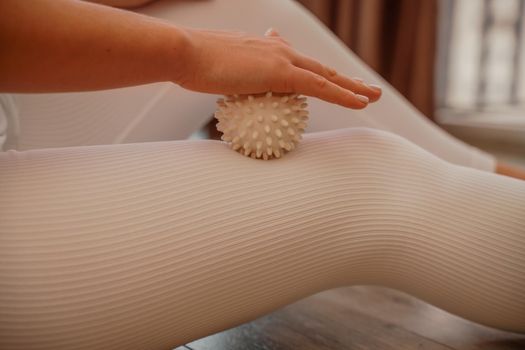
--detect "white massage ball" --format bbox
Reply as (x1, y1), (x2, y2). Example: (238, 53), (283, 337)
(215, 92), (308, 160)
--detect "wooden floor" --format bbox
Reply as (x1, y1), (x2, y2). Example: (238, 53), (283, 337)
(175, 286), (525, 350)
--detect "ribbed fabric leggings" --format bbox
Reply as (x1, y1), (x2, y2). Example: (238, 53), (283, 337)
(1, 0), (523, 348)
(1, 127), (524, 350)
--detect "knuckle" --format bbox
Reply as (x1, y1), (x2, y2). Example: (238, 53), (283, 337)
(279, 67), (297, 91)
(272, 41), (292, 56)
(325, 66), (337, 77)
(272, 57), (293, 72)
(314, 75), (328, 88)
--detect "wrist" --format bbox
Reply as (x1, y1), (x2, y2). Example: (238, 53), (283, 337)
(148, 24), (192, 85)
(168, 26), (197, 87)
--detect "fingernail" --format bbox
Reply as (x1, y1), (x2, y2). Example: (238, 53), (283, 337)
(353, 77), (364, 83)
(369, 84), (382, 92)
(264, 27), (278, 36)
(356, 94), (369, 104)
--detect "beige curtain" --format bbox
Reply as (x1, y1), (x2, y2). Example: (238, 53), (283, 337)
(297, 0), (437, 119)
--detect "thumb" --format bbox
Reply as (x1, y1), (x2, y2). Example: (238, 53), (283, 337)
(264, 27), (280, 37)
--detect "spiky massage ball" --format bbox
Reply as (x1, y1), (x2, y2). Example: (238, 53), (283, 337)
(215, 92), (308, 160)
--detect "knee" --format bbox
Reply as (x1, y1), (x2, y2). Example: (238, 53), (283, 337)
(341, 127), (427, 155)
(299, 127), (448, 207)
(304, 127), (436, 167)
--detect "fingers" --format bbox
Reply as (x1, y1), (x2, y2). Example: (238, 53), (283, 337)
(262, 27), (379, 109)
(292, 53), (382, 102)
(283, 67), (370, 109)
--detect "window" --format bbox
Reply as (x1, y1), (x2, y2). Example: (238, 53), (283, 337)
(436, 0), (525, 143)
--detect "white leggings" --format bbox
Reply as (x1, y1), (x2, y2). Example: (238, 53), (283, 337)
(1, 1), (524, 350)
(1, 128), (524, 350)
(12, 0), (494, 171)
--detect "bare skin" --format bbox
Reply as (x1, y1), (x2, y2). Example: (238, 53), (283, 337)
(0, 0), (381, 109)
(496, 162), (525, 181)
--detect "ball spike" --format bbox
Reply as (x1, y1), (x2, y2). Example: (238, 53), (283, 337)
(215, 92), (308, 159)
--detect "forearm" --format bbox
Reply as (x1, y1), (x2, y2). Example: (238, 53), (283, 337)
(86, 0), (157, 9)
(0, 0), (188, 92)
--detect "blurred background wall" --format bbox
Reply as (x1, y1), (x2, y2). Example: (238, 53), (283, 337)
(296, 0), (438, 119)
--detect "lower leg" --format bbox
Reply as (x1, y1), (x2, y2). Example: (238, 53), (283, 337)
(1, 128), (524, 350)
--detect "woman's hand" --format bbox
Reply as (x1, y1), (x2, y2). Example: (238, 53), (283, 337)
(176, 28), (382, 109)
(0, 0), (381, 108)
